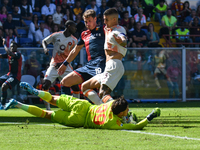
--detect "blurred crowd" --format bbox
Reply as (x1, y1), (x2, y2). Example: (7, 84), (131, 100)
(0, 0), (199, 48)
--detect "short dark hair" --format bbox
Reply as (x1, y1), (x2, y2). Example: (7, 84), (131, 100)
(111, 96), (128, 115)
(65, 20), (75, 27)
(103, 8), (118, 16)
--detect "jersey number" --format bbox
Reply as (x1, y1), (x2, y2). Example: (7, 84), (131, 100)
(93, 104), (108, 125)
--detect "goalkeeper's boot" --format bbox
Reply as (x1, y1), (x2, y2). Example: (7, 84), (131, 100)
(146, 108), (161, 121)
(5, 99), (18, 110)
(122, 112), (138, 124)
(20, 82), (38, 96)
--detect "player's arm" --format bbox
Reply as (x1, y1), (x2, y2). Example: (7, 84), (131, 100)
(42, 34), (54, 55)
(3, 39), (16, 57)
(57, 44), (84, 75)
(113, 33), (127, 47)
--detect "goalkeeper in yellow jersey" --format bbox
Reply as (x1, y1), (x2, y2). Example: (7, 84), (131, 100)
(5, 82), (161, 130)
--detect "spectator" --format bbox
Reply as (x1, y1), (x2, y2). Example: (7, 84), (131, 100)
(190, 17), (200, 47)
(120, 11), (130, 27)
(113, 0), (123, 19)
(5, 29), (17, 48)
(142, 0), (155, 21)
(28, 0), (42, 12)
(106, 0), (115, 8)
(0, 0), (12, 12)
(41, 0), (56, 20)
(51, 24), (60, 33)
(167, 59), (181, 98)
(35, 22), (50, 47)
(153, 0), (168, 25)
(196, 5), (200, 17)
(67, 0), (75, 8)
(159, 9), (177, 39)
(147, 23), (161, 47)
(127, 16), (135, 33)
(85, 0), (100, 18)
(130, 0), (139, 17)
(131, 21), (147, 47)
(53, 5), (63, 28)
(184, 9), (198, 26)
(44, 15), (54, 33)
(28, 14), (39, 43)
(134, 8), (146, 27)
(18, 0), (33, 20)
(171, 0), (183, 25)
(3, 14), (19, 37)
(74, 14), (85, 37)
(72, 0), (84, 20)
(24, 51), (41, 81)
(191, 64), (200, 98)
(63, 7), (73, 24)
(12, 5), (27, 27)
(175, 22), (192, 47)
(61, 0), (70, 15)
(99, 0), (109, 18)
(0, 6), (7, 23)
(181, 1), (191, 20)
(0, 28), (4, 47)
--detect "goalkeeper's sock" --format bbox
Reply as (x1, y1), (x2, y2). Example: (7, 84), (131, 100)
(38, 90), (52, 102)
(83, 89), (103, 105)
(146, 108), (161, 122)
(102, 95), (113, 103)
(16, 102), (46, 118)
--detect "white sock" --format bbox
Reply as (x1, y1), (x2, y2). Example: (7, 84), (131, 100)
(83, 89), (103, 105)
(43, 101), (51, 110)
(73, 92), (80, 99)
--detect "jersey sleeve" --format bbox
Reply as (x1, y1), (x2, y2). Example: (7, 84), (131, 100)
(77, 32), (85, 45)
(108, 118), (148, 130)
(1, 53), (8, 58)
(13, 52), (21, 59)
(115, 27), (127, 39)
(44, 33), (56, 45)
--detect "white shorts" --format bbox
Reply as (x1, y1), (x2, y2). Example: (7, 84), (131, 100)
(94, 59), (124, 91)
(44, 64), (73, 83)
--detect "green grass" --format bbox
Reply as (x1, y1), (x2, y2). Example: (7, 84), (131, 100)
(1, 102), (200, 150)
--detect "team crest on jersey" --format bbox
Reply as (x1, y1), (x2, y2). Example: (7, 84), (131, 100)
(96, 27), (100, 31)
(68, 42), (72, 46)
(60, 45), (66, 51)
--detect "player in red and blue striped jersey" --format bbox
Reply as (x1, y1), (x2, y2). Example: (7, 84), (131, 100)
(57, 9), (106, 100)
(0, 41), (22, 109)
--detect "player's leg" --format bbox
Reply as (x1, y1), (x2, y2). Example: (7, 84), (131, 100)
(81, 75), (103, 105)
(5, 99), (52, 120)
(60, 71), (83, 98)
(42, 79), (52, 110)
(0, 75), (8, 108)
(20, 82), (59, 106)
(154, 68), (161, 90)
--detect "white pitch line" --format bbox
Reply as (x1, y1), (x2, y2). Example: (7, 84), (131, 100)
(1, 122), (200, 141)
(123, 130), (200, 141)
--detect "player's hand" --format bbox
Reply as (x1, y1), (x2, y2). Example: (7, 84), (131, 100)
(57, 64), (66, 76)
(113, 34), (123, 45)
(2, 38), (5, 45)
(44, 48), (49, 55)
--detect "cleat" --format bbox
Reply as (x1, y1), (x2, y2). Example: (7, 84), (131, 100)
(122, 112), (138, 124)
(146, 108), (161, 121)
(0, 104), (4, 110)
(20, 82), (39, 96)
(5, 99), (18, 110)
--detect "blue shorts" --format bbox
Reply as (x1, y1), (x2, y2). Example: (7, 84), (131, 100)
(74, 57), (106, 82)
(0, 74), (20, 89)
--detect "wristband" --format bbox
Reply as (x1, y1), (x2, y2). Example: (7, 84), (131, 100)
(63, 60), (69, 66)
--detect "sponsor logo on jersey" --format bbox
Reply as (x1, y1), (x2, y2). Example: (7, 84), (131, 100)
(60, 45), (66, 51)
(68, 42), (72, 46)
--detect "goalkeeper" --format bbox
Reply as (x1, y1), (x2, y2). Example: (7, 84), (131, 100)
(5, 82), (161, 130)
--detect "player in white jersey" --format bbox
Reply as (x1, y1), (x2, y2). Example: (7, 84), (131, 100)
(41, 20), (78, 110)
(81, 8), (128, 105)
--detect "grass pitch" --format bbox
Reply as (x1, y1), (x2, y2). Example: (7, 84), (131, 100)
(0, 102), (200, 150)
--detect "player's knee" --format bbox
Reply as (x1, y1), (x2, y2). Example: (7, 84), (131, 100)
(81, 83), (88, 93)
(42, 80), (51, 90)
(1, 83), (9, 91)
(60, 79), (68, 86)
